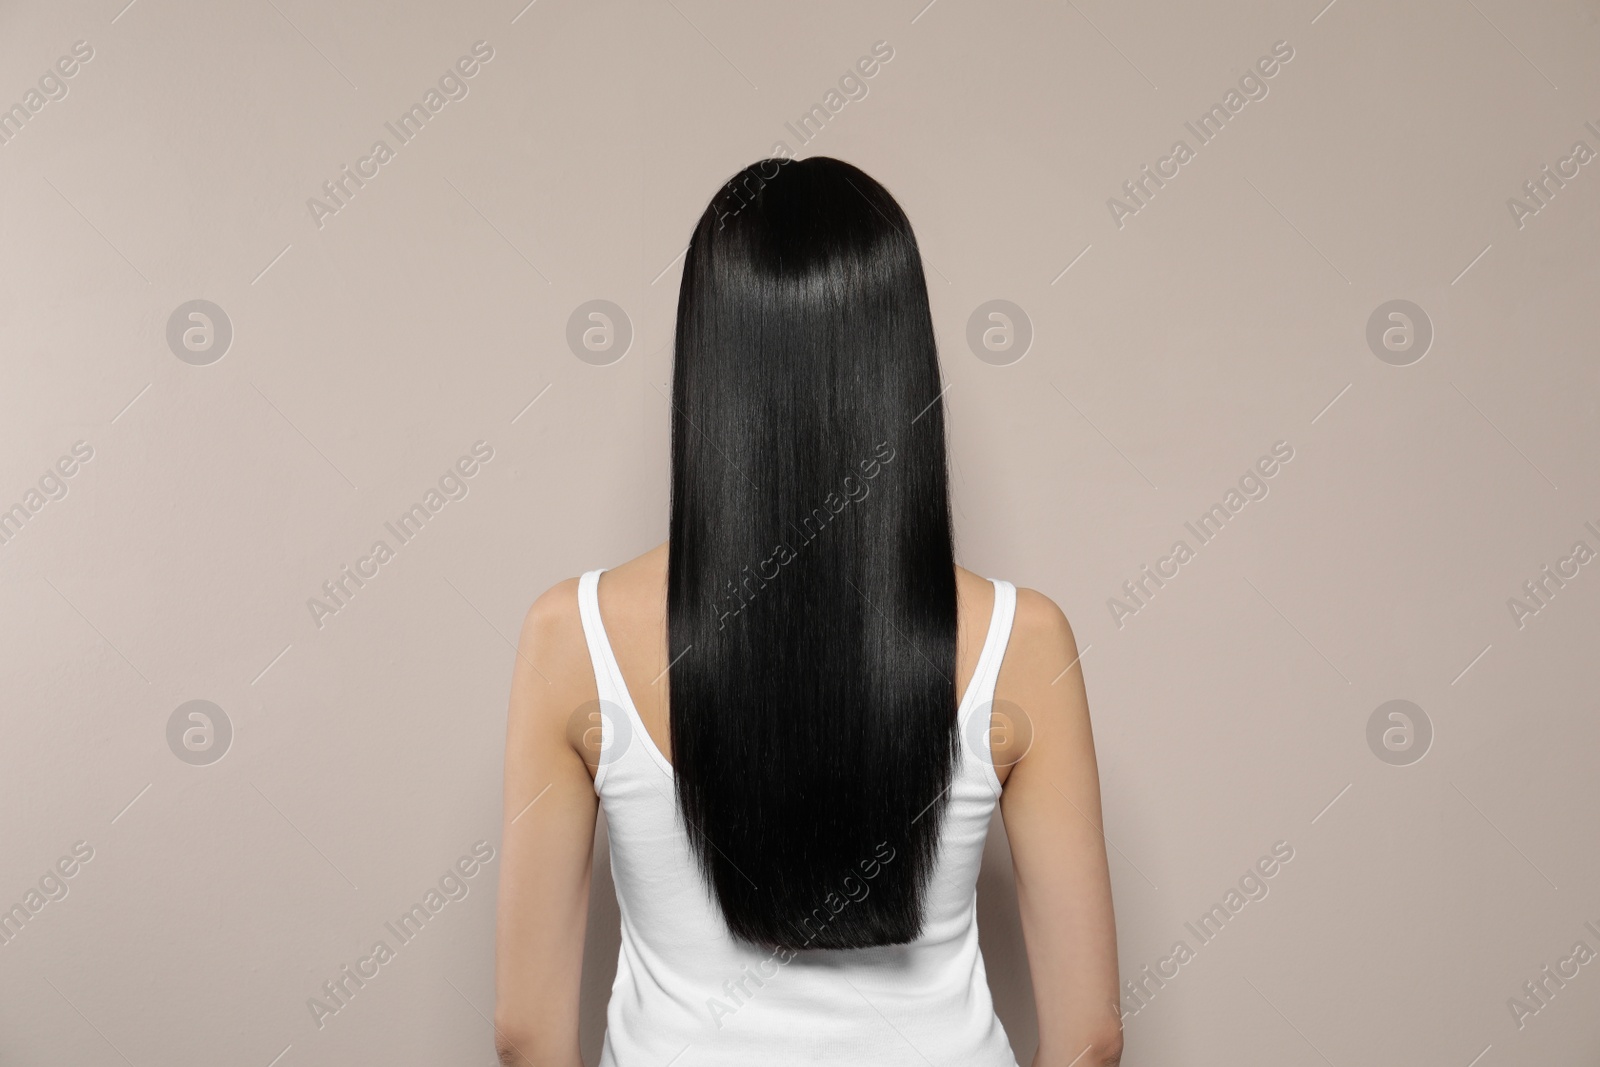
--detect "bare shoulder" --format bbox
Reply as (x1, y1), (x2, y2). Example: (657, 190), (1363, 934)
(951, 569), (1075, 650)
(511, 544), (666, 738)
(516, 541), (661, 677)
(1012, 586), (1078, 658)
(998, 585), (1087, 712)
(518, 577), (585, 671)
(993, 586), (1096, 792)
(998, 585), (1088, 684)
(509, 577), (594, 742)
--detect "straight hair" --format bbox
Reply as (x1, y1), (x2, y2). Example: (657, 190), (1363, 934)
(667, 156), (958, 950)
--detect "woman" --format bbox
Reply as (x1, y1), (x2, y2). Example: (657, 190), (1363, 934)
(494, 157), (1121, 1067)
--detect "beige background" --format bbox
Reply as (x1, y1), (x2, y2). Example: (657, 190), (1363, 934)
(3, 0), (1598, 1063)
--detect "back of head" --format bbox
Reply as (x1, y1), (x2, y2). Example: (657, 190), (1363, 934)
(667, 156), (958, 951)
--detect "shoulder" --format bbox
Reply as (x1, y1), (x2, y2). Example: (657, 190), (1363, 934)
(982, 584), (1086, 777)
(1011, 585), (1075, 668)
(998, 585), (1084, 702)
(509, 577), (595, 732)
(992, 586), (1096, 786)
(518, 576), (586, 666)
(512, 541), (665, 710)
(953, 571), (1080, 687)
(1011, 586), (1077, 653)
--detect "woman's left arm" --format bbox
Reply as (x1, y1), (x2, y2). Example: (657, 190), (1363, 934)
(494, 579), (600, 1067)
(997, 588), (1123, 1066)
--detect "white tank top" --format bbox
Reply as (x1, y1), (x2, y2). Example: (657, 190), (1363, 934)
(576, 568), (1022, 1067)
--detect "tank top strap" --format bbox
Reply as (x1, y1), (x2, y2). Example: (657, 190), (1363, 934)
(979, 579), (1018, 683)
(575, 568), (627, 793)
(575, 569), (614, 694)
(957, 578), (1019, 794)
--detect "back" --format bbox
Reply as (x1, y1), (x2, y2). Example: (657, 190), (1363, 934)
(576, 567), (1022, 1067)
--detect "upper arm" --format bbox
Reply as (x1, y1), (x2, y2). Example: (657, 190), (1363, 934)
(997, 588), (1123, 1061)
(493, 578), (600, 1067)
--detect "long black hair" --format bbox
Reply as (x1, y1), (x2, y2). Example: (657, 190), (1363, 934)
(667, 156), (958, 950)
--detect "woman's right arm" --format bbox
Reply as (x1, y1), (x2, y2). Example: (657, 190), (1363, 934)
(998, 588), (1123, 1067)
(494, 579), (600, 1067)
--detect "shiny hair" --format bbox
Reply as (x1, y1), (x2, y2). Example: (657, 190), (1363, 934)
(667, 157), (957, 949)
